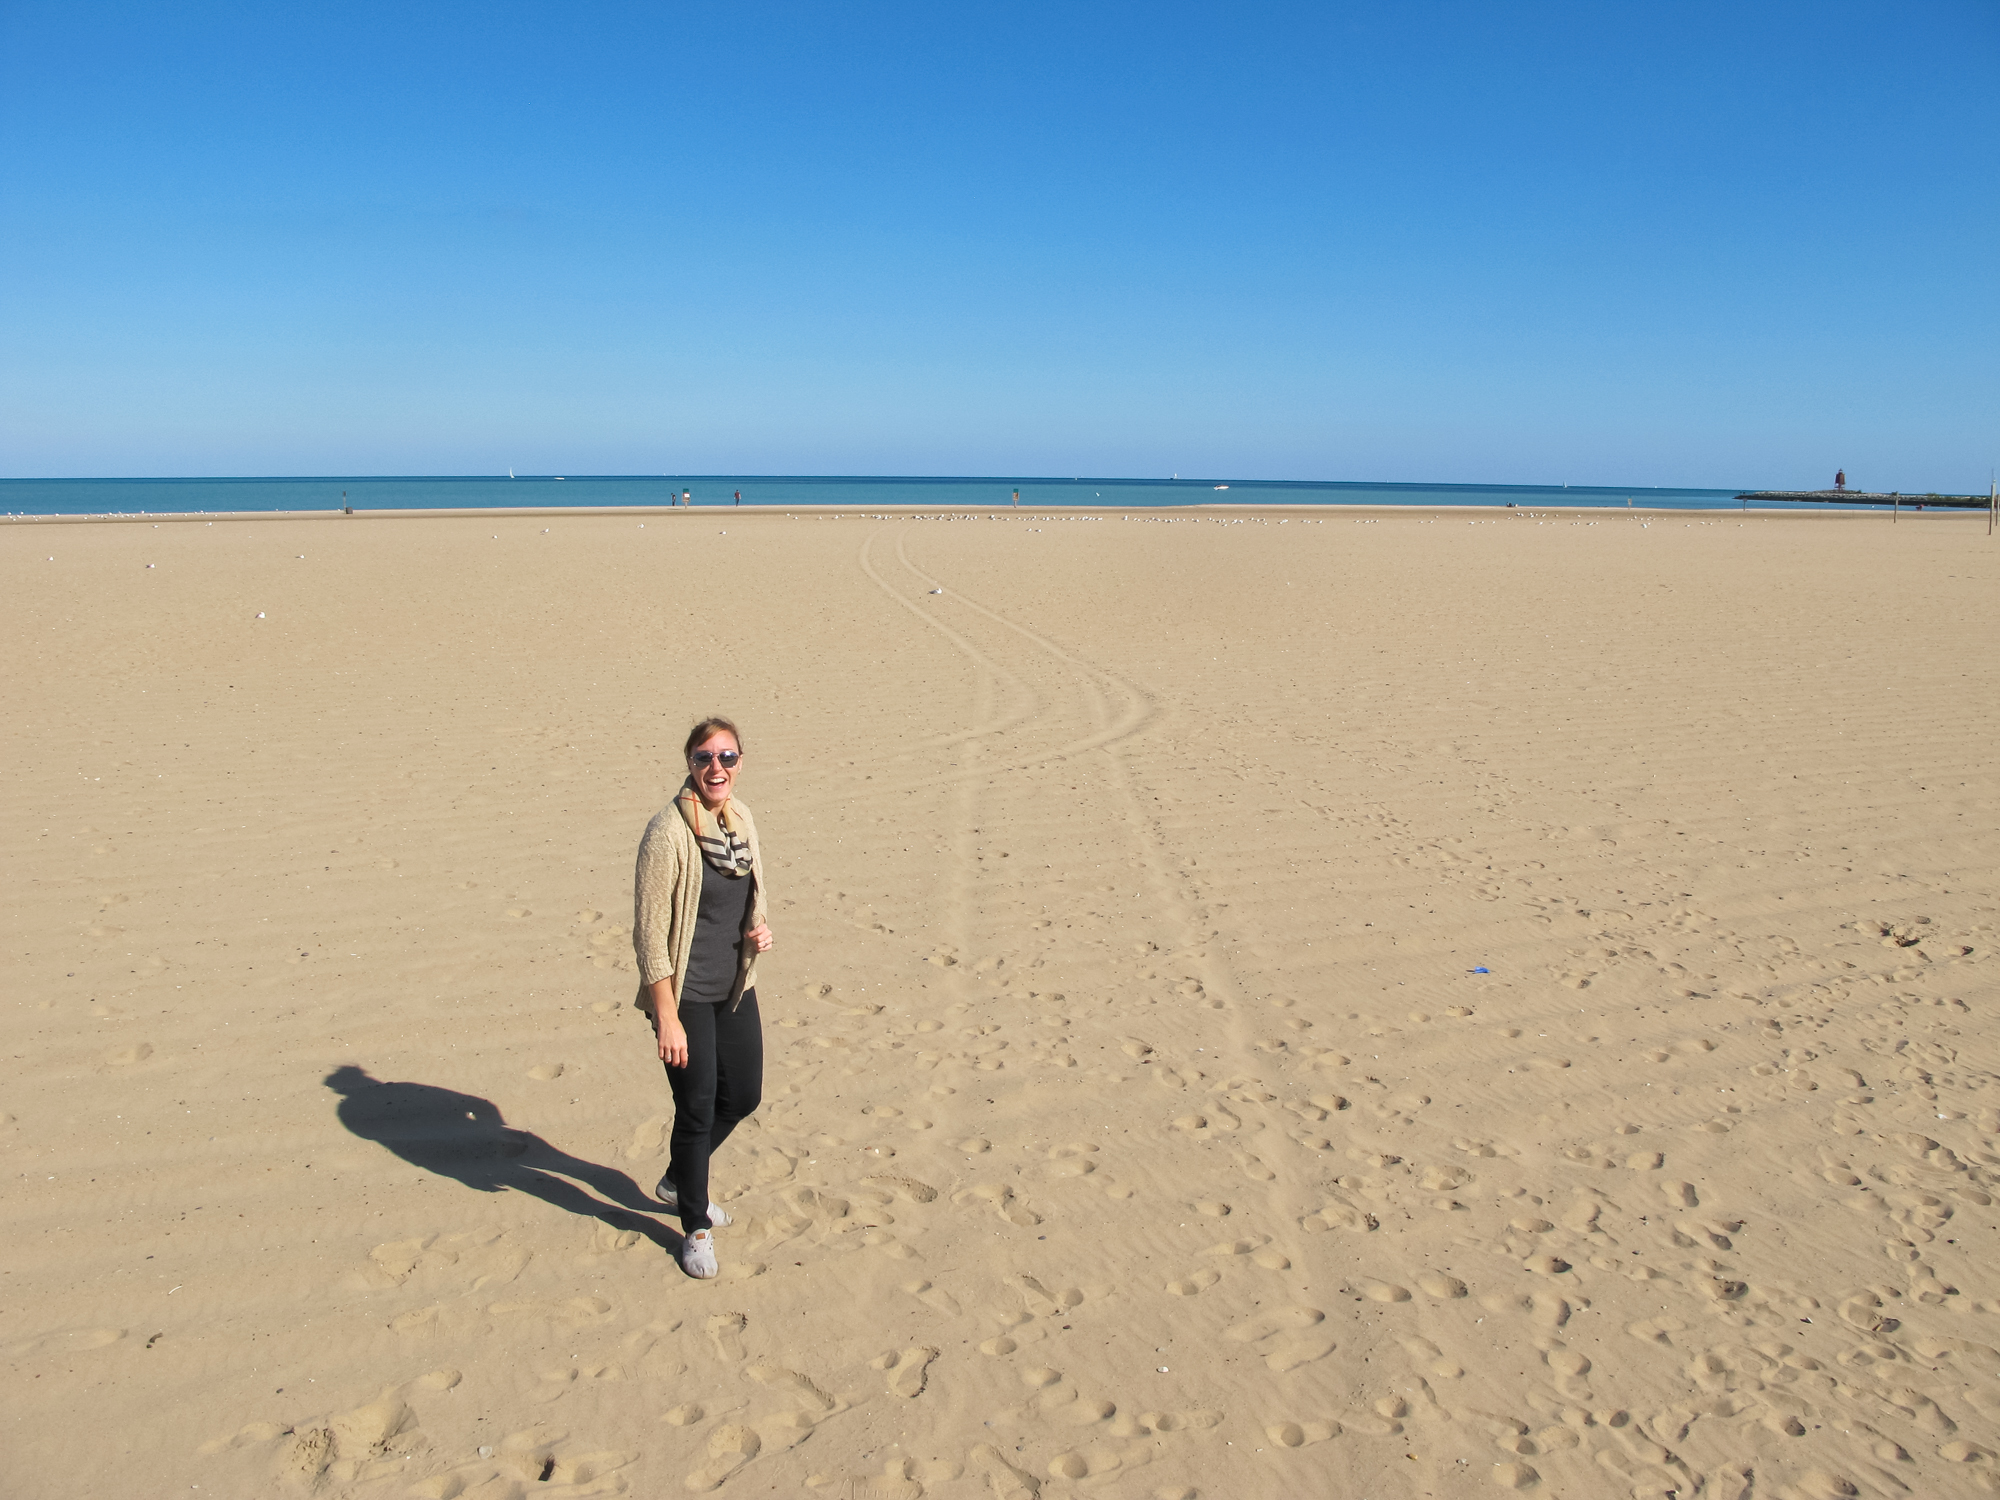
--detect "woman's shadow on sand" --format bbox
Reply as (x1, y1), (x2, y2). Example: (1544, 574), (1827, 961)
(324, 1065), (678, 1252)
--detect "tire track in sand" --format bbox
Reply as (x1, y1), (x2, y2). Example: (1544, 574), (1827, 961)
(851, 528), (1042, 766)
(877, 527), (1315, 1299)
(834, 528), (1155, 804)
(879, 525), (1251, 1022)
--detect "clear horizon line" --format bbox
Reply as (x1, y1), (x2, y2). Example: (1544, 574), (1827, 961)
(0, 472), (1748, 493)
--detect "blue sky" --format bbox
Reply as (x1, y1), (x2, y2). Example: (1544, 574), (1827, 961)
(2, 1), (1994, 488)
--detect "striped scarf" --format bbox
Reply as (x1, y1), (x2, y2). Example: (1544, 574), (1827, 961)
(675, 780), (754, 877)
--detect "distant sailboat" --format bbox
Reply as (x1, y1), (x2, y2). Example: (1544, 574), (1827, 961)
(509, 467), (515, 479)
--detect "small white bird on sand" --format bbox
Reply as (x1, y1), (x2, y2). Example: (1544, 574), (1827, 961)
(929, 587), (943, 594)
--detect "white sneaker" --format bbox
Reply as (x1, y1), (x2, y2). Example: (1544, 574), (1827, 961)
(681, 1228), (718, 1279)
(655, 1174), (732, 1227)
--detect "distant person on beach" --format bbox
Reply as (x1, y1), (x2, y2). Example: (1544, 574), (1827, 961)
(734, 490), (741, 506)
(683, 489), (692, 508)
(1012, 489), (1019, 507)
(633, 716), (773, 1279)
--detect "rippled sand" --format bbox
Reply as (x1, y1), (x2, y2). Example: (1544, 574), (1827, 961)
(5, 506), (1997, 1499)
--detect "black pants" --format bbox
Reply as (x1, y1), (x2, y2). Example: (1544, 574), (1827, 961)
(664, 988), (763, 1236)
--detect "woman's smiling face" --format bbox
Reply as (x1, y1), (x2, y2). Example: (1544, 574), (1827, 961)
(689, 729), (742, 809)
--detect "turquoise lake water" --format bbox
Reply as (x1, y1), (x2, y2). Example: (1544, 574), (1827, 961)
(0, 473), (1831, 516)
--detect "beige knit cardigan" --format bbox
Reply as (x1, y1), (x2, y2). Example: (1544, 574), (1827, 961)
(632, 797), (768, 1015)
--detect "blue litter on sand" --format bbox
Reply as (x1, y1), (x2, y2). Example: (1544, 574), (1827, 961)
(1469, 966), (1490, 974)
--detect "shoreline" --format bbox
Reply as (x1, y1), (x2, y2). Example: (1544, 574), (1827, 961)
(1, 500), (1976, 525)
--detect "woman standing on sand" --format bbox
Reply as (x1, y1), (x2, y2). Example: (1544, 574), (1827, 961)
(633, 716), (773, 1279)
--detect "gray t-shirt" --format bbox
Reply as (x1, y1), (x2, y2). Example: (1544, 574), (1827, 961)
(680, 858), (753, 1004)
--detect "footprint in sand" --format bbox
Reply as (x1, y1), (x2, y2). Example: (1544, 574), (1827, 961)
(1012, 1274), (1084, 1316)
(628, 1114), (670, 1159)
(196, 1419), (291, 1461)
(684, 1425), (760, 1491)
(1552, 1200), (1600, 1232)
(748, 1364), (837, 1413)
(969, 1443), (1041, 1500)
(954, 1182), (1041, 1226)
(526, 1062), (568, 1080)
(1047, 1144), (1099, 1177)
(103, 1042), (153, 1066)
(1224, 1306), (1336, 1372)
(1399, 1335), (1463, 1379)
(1543, 1347), (1592, 1397)
(1045, 1443), (1145, 1480)
(1203, 1234), (1269, 1257)
(873, 1346), (938, 1397)
(662, 1403), (705, 1425)
(1047, 1409), (1222, 1479)
(546, 1451), (641, 1486)
(488, 1294), (612, 1327)
(779, 1185), (851, 1226)
(706, 1312), (748, 1361)
(1302, 1201), (1378, 1234)
(1267, 1418), (1343, 1448)
(1018, 1364), (1076, 1411)
(904, 1279), (963, 1315)
(1419, 1164), (1471, 1193)
(864, 1173), (939, 1203)
(282, 1426), (335, 1485)
(1166, 1268), (1221, 1296)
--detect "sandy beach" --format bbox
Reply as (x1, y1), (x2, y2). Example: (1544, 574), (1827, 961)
(6, 506), (1999, 1500)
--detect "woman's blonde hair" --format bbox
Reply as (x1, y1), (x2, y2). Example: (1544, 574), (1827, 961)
(684, 716), (743, 759)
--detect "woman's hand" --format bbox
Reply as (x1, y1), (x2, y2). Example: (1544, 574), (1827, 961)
(647, 977), (687, 1067)
(747, 923), (774, 954)
(657, 1012), (689, 1069)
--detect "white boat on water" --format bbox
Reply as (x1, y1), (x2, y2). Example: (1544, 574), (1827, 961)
(1214, 484), (1229, 490)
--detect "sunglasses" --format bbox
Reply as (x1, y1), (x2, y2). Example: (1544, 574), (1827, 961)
(689, 750), (741, 769)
